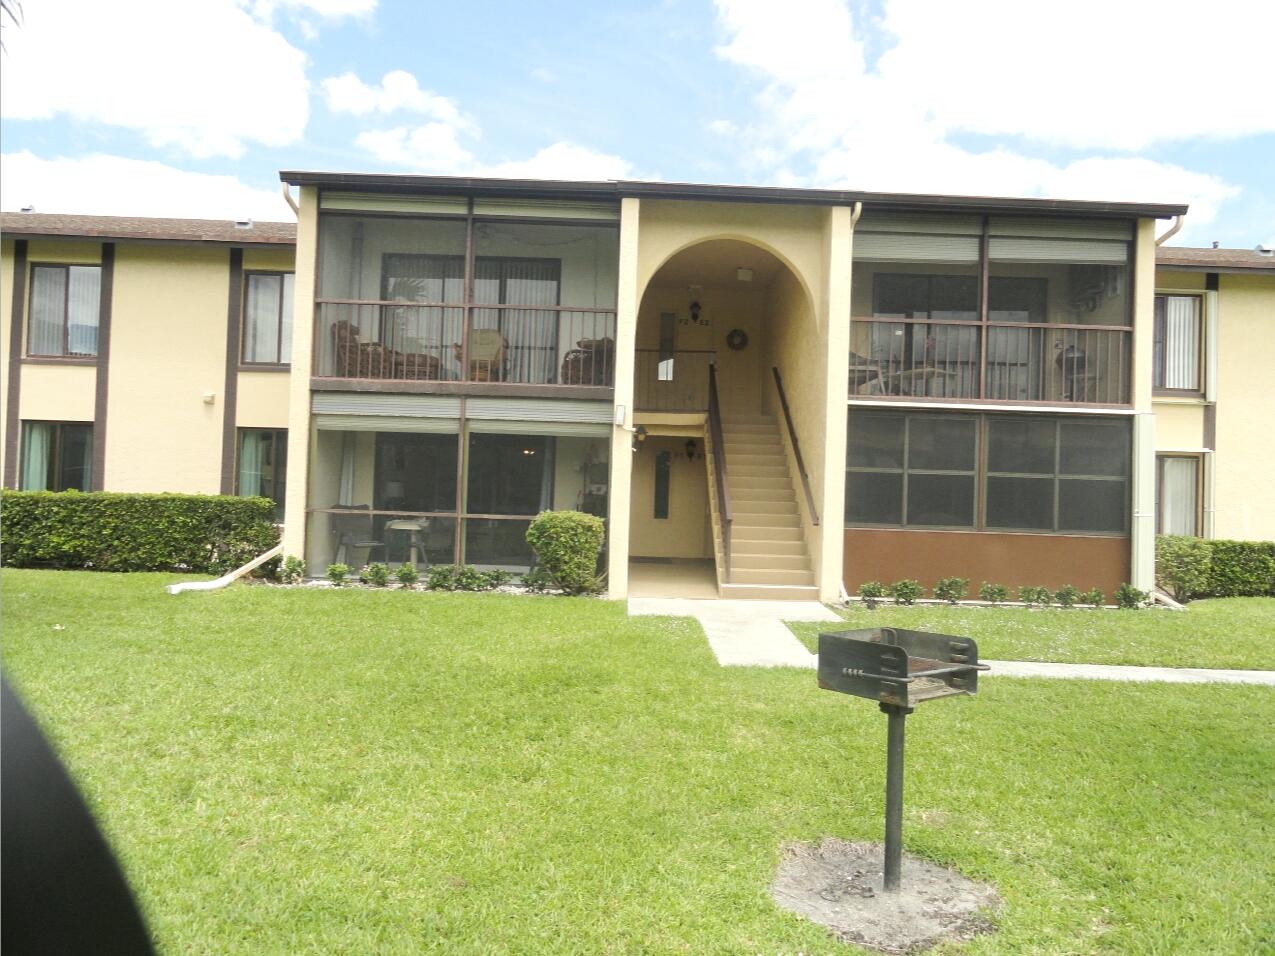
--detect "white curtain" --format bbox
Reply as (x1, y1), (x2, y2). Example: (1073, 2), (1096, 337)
(238, 431), (265, 496)
(1162, 296), (1200, 389)
(20, 423), (51, 490)
(66, 267), (101, 355)
(244, 275), (281, 363)
(1160, 458), (1198, 536)
(538, 438), (556, 512)
(28, 268), (67, 355)
(473, 258), (560, 384)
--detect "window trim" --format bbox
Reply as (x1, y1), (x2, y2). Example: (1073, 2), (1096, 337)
(25, 262), (102, 361)
(240, 271), (295, 369)
(234, 427), (288, 519)
(1155, 453), (1202, 537)
(19, 420), (94, 491)
(1152, 292), (1204, 396)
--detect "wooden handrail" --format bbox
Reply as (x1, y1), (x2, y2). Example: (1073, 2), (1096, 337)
(772, 366), (820, 527)
(707, 362), (732, 581)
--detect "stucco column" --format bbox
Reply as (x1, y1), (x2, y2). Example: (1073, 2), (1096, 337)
(817, 206), (853, 602)
(606, 197), (641, 599)
(1129, 218), (1157, 592)
(281, 186), (318, 562)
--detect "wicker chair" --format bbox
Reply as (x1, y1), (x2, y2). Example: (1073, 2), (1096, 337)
(560, 336), (615, 386)
(330, 320), (442, 380)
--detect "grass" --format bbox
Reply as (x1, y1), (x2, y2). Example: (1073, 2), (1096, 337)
(4, 568), (1274, 954)
(786, 598), (1275, 671)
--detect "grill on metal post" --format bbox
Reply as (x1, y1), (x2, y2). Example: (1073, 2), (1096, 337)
(817, 627), (988, 892)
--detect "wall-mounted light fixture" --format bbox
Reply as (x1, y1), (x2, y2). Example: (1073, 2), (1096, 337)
(685, 438), (698, 460)
(203, 392), (216, 405)
(689, 300), (702, 324)
(632, 424), (648, 452)
(736, 267), (754, 282)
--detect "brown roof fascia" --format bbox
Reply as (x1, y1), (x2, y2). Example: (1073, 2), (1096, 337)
(280, 170), (1189, 219)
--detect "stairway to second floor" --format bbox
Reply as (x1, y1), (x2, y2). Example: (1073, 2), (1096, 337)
(711, 414), (818, 601)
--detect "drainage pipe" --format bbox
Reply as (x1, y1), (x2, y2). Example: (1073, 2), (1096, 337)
(1155, 215), (1184, 246)
(166, 543), (284, 595)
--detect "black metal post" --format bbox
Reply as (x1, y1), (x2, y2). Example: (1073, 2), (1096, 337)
(882, 704), (909, 892)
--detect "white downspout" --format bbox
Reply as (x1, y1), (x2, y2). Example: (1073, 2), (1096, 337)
(1155, 215), (1184, 246)
(281, 183), (300, 217)
(166, 543), (284, 594)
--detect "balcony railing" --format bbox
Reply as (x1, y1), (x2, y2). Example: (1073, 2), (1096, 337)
(850, 318), (1131, 406)
(634, 349), (714, 411)
(314, 301), (616, 387)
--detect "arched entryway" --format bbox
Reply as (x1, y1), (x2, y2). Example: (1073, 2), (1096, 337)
(626, 237), (822, 598)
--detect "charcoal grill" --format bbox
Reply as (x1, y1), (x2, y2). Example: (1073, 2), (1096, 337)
(818, 627), (988, 892)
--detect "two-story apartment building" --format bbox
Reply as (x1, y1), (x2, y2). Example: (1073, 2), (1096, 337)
(4, 175), (1271, 602)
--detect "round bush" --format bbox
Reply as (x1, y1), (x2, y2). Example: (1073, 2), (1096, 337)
(525, 511), (605, 595)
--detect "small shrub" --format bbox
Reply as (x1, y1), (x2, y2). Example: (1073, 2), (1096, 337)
(1018, 585), (1052, 607)
(485, 569), (514, 589)
(326, 563), (350, 586)
(978, 582), (1007, 605)
(280, 555), (306, 585)
(454, 565), (487, 591)
(361, 562), (390, 587)
(426, 564), (459, 591)
(858, 580), (887, 609)
(934, 576), (969, 604)
(1054, 584), (1080, 608)
(525, 511), (605, 595)
(1114, 583), (1149, 609)
(1155, 535), (1212, 601)
(395, 563), (419, 586)
(889, 579), (922, 606)
(520, 566), (556, 592)
(1081, 586), (1105, 607)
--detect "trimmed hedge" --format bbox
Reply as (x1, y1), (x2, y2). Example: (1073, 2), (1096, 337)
(1, 490), (279, 574)
(1155, 534), (1275, 601)
(525, 510), (605, 595)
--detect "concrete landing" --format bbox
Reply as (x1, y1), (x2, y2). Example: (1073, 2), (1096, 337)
(627, 597), (838, 668)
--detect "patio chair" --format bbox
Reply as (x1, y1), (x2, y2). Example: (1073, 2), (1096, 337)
(329, 505), (385, 565)
(453, 328), (508, 382)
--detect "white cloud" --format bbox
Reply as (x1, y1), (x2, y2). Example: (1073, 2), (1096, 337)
(252, 0), (376, 18)
(1, 151), (295, 221)
(711, 0), (1260, 235)
(481, 143), (633, 181)
(322, 71), (471, 126)
(339, 69), (632, 180)
(354, 123), (477, 172)
(0, 0), (310, 159)
(530, 67), (557, 84)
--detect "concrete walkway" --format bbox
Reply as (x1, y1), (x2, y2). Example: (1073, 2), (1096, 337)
(626, 598), (1275, 686)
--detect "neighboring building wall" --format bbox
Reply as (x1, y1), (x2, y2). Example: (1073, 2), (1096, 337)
(2, 234), (295, 498)
(1213, 273), (1275, 539)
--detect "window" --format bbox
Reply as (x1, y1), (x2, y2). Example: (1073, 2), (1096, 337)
(20, 421), (92, 491)
(1157, 456), (1200, 536)
(654, 451), (672, 518)
(28, 264), (100, 357)
(242, 273), (294, 365)
(1153, 294), (1201, 392)
(236, 429), (287, 519)
(845, 412), (977, 528)
(846, 411), (1130, 535)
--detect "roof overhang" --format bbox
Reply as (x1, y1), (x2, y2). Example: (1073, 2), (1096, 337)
(280, 171), (1189, 220)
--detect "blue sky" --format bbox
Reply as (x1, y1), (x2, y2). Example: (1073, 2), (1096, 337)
(2, 0), (1271, 248)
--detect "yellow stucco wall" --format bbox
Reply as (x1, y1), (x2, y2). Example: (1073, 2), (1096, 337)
(1213, 272), (1275, 539)
(105, 244), (230, 493)
(1152, 401), (1205, 451)
(1, 240), (15, 481)
(283, 187), (319, 559)
(236, 372), (290, 428)
(628, 437), (711, 558)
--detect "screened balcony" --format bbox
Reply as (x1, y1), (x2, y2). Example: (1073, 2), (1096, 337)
(850, 214), (1133, 406)
(314, 213), (618, 389)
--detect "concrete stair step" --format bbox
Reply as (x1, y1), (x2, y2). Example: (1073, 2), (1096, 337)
(732, 514), (803, 530)
(733, 498), (798, 515)
(732, 537), (807, 554)
(718, 583), (821, 601)
(729, 453), (787, 468)
(722, 415), (777, 426)
(728, 568), (817, 587)
(730, 464), (790, 479)
(728, 475), (792, 491)
(731, 486), (796, 503)
(724, 422), (779, 435)
(730, 553), (811, 572)
(724, 440), (784, 454)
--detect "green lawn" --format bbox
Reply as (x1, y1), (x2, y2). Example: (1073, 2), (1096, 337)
(787, 598), (1275, 671)
(4, 569), (1274, 954)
